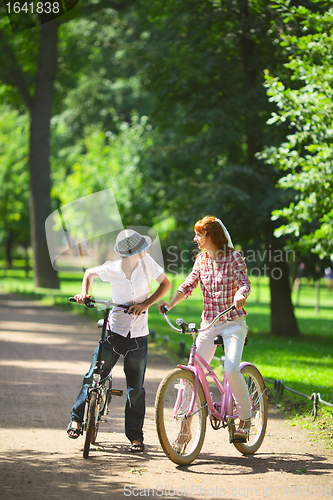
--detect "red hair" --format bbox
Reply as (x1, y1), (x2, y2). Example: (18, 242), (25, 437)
(194, 215), (234, 258)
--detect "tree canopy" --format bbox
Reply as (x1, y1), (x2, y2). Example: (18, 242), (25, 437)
(262, 0), (333, 260)
(1, 0), (331, 335)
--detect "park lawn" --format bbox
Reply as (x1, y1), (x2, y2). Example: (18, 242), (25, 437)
(0, 264), (332, 409)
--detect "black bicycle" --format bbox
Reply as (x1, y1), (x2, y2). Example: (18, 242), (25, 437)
(69, 297), (125, 459)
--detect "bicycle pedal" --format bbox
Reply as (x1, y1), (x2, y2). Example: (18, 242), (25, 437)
(231, 437), (247, 444)
(110, 389), (123, 396)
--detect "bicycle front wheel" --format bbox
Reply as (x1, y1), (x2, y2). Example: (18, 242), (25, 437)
(233, 364), (268, 455)
(83, 391), (98, 459)
(155, 368), (207, 465)
(93, 383), (108, 444)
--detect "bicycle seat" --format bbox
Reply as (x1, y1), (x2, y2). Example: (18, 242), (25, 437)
(214, 335), (224, 346)
(213, 336), (248, 348)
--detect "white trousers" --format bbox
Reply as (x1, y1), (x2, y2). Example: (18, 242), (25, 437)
(197, 316), (252, 421)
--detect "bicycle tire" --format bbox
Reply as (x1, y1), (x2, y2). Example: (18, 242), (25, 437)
(93, 382), (108, 444)
(155, 368), (207, 465)
(83, 391), (98, 459)
(233, 364), (268, 455)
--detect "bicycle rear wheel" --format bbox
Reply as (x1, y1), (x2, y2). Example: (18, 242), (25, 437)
(233, 364), (268, 455)
(155, 368), (207, 465)
(83, 391), (98, 459)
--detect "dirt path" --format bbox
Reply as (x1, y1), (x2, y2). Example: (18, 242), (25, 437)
(0, 292), (332, 500)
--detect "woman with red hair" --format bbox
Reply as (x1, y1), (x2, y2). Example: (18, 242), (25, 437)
(159, 215), (252, 446)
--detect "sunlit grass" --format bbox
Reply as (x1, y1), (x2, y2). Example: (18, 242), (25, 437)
(1, 262), (332, 408)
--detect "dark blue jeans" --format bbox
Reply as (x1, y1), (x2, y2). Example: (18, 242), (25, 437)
(71, 332), (147, 443)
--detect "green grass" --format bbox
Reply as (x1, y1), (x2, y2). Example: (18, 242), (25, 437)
(1, 262), (332, 425)
(288, 407), (333, 449)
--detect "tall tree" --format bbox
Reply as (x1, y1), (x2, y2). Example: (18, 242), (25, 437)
(135, 0), (300, 335)
(0, 0), (134, 288)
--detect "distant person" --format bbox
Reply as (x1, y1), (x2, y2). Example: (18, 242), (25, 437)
(325, 267), (333, 292)
(293, 262), (306, 293)
(67, 229), (171, 452)
(159, 215), (252, 448)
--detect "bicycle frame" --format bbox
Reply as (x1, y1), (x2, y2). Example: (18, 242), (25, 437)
(177, 356), (265, 422)
(161, 304), (267, 425)
(69, 297), (124, 458)
(177, 355), (232, 421)
(69, 296), (128, 384)
(155, 305), (268, 464)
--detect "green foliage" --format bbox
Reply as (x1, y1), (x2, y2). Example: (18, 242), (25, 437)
(52, 114), (150, 225)
(262, 2), (333, 259)
(55, 10), (149, 137)
(0, 9), (39, 108)
(49, 9), (155, 227)
(131, 0), (293, 248)
(0, 106), (30, 263)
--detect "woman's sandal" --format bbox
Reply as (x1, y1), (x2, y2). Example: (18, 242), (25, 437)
(172, 433), (192, 454)
(129, 441), (145, 452)
(233, 418), (251, 442)
(67, 422), (82, 439)
(172, 419), (192, 454)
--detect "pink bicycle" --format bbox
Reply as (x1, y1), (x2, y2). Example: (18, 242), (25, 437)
(155, 305), (268, 465)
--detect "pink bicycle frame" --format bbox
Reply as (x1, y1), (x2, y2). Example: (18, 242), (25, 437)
(175, 353), (264, 422)
(160, 303), (267, 426)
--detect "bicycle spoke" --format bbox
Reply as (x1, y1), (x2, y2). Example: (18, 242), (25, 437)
(155, 368), (207, 466)
(232, 364), (268, 455)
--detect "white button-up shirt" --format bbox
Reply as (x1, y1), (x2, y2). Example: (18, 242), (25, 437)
(95, 254), (164, 338)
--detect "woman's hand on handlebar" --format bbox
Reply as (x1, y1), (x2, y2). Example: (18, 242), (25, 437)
(74, 293), (92, 305)
(234, 291), (246, 310)
(159, 290), (184, 313)
(158, 300), (170, 314)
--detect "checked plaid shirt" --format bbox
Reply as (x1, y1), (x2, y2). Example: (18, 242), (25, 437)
(178, 250), (251, 322)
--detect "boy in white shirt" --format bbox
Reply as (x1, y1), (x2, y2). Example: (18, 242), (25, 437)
(67, 229), (170, 452)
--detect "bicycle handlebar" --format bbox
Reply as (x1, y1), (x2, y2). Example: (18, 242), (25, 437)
(69, 297), (133, 313)
(160, 304), (236, 333)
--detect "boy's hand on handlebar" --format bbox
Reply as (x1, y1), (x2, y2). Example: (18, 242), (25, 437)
(74, 293), (92, 304)
(128, 302), (148, 316)
(234, 291), (246, 310)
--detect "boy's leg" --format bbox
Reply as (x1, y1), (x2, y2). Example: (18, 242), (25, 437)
(70, 340), (119, 424)
(123, 335), (147, 444)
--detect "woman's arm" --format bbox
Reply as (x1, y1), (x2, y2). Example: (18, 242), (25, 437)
(158, 289), (185, 313)
(232, 252), (251, 310)
(158, 258), (201, 312)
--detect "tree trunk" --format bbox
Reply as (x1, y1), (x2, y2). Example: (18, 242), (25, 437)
(268, 244), (300, 336)
(238, 0), (299, 336)
(4, 232), (14, 269)
(29, 21), (59, 289)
